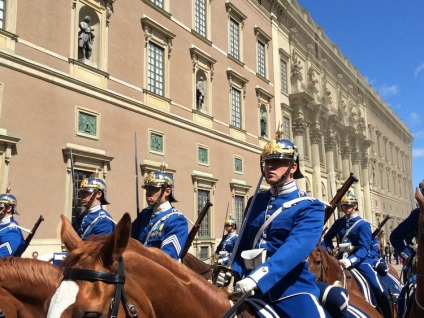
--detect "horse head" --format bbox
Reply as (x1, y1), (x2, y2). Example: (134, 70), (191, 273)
(51, 213), (248, 318)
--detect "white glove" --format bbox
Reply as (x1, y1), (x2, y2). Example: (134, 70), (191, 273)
(219, 251), (229, 257)
(217, 258), (224, 265)
(234, 277), (257, 294)
(215, 270), (232, 287)
(339, 258), (352, 269)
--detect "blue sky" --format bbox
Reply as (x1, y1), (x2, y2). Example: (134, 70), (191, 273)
(297, 0), (424, 188)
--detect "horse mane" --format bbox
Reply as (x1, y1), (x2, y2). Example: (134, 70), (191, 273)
(0, 257), (63, 288)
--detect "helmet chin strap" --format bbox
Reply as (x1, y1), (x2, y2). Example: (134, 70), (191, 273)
(153, 182), (169, 208)
(270, 156), (295, 187)
(86, 189), (99, 209)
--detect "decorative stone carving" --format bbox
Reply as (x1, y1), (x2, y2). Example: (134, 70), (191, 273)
(291, 51), (303, 80)
(308, 67), (318, 89)
(292, 118), (307, 136)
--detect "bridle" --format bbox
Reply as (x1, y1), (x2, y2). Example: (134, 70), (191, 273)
(63, 256), (138, 318)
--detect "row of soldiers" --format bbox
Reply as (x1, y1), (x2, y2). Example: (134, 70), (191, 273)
(0, 133), (420, 317)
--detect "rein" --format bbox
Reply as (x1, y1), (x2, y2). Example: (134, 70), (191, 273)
(63, 256), (138, 318)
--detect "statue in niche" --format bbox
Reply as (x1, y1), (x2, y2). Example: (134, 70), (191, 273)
(291, 53), (303, 79)
(196, 76), (205, 109)
(260, 109), (267, 137)
(78, 16), (95, 60)
(308, 68), (318, 89)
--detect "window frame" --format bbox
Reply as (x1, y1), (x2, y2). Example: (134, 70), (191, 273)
(141, 17), (175, 100)
(226, 2), (246, 63)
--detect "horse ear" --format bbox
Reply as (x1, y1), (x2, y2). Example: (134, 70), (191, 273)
(100, 213), (131, 268)
(60, 214), (82, 251)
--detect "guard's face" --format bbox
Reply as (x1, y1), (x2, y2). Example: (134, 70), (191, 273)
(79, 190), (101, 207)
(145, 186), (171, 207)
(263, 158), (297, 186)
(341, 203), (356, 216)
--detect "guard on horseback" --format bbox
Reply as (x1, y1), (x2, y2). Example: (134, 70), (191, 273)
(214, 217), (238, 265)
(390, 179), (422, 279)
(72, 177), (116, 240)
(131, 163), (188, 261)
(216, 134), (328, 317)
(0, 191), (25, 257)
(390, 181), (423, 316)
(322, 193), (393, 318)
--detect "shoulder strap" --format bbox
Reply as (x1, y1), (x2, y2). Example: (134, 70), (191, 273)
(81, 211), (116, 239)
(145, 211), (182, 243)
(341, 219), (363, 243)
(252, 196), (314, 249)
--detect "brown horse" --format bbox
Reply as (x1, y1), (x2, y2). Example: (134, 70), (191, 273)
(182, 253), (214, 280)
(406, 188), (424, 317)
(50, 213), (255, 318)
(308, 244), (383, 317)
(0, 257), (63, 317)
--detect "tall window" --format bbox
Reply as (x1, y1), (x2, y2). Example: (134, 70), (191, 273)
(257, 41), (266, 77)
(148, 42), (164, 95)
(234, 195), (244, 229)
(194, 0), (206, 37)
(197, 189), (210, 237)
(229, 18), (239, 60)
(281, 60), (288, 94)
(231, 88), (241, 128)
(282, 116), (290, 139)
(150, 0), (163, 8)
(0, 0), (4, 29)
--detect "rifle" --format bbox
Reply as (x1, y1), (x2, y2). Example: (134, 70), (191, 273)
(221, 202), (229, 238)
(324, 173), (359, 224)
(372, 215), (390, 238)
(17, 215), (44, 256)
(180, 200), (213, 260)
(134, 132), (140, 214)
(69, 149), (79, 218)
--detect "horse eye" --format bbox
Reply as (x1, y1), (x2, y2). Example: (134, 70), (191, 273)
(314, 260), (321, 266)
(83, 312), (102, 318)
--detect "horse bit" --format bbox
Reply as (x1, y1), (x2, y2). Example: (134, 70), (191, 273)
(63, 256), (138, 318)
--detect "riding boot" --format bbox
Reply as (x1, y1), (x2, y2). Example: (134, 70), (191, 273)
(377, 295), (393, 318)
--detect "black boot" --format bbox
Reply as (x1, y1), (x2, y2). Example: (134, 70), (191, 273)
(377, 295), (393, 318)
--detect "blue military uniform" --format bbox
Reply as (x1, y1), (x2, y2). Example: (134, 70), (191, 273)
(0, 216), (25, 257)
(369, 236), (389, 276)
(390, 208), (418, 260)
(73, 204), (115, 240)
(322, 211), (391, 315)
(215, 231), (238, 265)
(232, 180), (326, 317)
(131, 201), (188, 261)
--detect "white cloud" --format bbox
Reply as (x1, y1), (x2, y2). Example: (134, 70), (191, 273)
(413, 130), (424, 139)
(378, 84), (399, 98)
(412, 148), (424, 158)
(414, 63), (424, 77)
(409, 112), (422, 125)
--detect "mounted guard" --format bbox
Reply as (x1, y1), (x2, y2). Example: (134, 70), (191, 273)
(214, 217), (238, 265)
(72, 175), (116, 240)
(131, 161), (188, 261)
(215, 129), (328, 317)
(0, 189), (25, 257)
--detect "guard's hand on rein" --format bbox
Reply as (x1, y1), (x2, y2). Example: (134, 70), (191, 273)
(234, 277), (257, 295)
(339, 258), (352, 269)
(215, 270), (233, 287)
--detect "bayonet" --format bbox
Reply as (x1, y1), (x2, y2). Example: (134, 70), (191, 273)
(134, 132), (140, 214)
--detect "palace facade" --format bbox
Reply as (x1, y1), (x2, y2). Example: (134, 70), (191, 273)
(0, 0), (412, 257)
